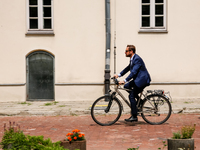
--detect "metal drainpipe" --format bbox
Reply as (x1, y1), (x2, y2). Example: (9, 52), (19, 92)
(104, 0), (111, 95)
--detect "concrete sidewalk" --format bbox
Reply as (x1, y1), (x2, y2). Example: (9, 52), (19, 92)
(0, 98), (200, 116)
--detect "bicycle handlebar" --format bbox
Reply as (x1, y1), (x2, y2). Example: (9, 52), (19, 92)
(111, 77), (119, 85)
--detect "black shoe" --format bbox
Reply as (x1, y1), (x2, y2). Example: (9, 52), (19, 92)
(125, 116), (138, 122)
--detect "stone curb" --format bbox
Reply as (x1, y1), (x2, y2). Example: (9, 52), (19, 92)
(0, 100), (199, 116)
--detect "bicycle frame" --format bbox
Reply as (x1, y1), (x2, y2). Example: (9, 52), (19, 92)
(112, 83), (144, 110)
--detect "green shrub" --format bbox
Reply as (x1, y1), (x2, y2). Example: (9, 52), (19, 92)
(0, 122), (68, 150)
(127, 146), (139, 150)
(181, 124), (196, 139)
(172, 131), (182, 139)
(172, 124), (196, 139)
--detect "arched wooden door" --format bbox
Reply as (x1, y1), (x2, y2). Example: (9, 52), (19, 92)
(26, 51), (54, 101)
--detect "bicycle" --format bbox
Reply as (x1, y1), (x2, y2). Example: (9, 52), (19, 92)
(91, 77), (172, 126)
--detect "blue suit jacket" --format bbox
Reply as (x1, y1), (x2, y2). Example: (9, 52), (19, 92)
(120, 54), (151, 88)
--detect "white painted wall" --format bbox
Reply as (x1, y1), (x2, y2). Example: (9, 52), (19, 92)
(0, 0), (200, 102)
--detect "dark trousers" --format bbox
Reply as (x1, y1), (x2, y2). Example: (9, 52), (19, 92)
(124, 80), (144, 117)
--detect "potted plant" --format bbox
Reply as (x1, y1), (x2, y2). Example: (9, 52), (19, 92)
(60, 129), (86, 150)
(0, 121), (68, 150)
(168, 124), (196, 150)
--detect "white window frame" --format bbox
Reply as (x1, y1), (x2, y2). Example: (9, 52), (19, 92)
(26, 0), (54, 35)
(139, 0), (167, 33)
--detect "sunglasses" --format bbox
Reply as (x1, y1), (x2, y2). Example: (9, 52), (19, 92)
(125, 50), (131, 52)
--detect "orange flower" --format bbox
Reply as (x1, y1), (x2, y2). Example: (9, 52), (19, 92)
(66, 133), (71, 136)
(66, 129), (85, 142)
(68, 137), (72, 141)
(78, 134), (82, 138)
(72, 129), (80, 133)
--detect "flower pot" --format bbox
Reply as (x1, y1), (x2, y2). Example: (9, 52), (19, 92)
(60, 140), (86, 150)
(167, 138), (194, 150)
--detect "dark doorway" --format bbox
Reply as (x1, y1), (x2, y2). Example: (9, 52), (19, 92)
(26, 51), (54, 101)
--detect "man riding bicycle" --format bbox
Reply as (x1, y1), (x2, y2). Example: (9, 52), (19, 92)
(114, 45), (151, 122)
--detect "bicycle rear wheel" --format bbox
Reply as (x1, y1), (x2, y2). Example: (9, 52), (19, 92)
(91, 95), (122, 126)
(141, 94), (172, 125)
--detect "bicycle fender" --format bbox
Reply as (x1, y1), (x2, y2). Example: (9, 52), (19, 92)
(143, 94), (169, 102)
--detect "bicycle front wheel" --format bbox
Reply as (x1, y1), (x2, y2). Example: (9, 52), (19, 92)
(91, 95), (122, 126)
(141, 94), (172, 125)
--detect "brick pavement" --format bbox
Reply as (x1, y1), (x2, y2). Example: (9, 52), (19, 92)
(0, 113), (200, 150)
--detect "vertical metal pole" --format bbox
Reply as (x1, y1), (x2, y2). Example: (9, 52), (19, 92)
(104, 0), (111, 95)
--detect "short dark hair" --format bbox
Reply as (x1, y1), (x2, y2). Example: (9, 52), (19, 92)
(127, 45), (136, 53)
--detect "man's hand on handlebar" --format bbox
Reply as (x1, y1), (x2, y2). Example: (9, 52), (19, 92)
(111, 74), (125, 85)
(113, 74), (119, 79)
(112, 75), (125, 85)
(118, 80), (125, 85)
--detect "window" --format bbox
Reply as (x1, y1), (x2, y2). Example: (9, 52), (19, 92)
(140, 0), (167, 32)
(27, 0), (54, 34)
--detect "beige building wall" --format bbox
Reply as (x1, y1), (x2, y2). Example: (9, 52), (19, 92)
(0, 0), (200, 102)
(109, 0), (200, 101)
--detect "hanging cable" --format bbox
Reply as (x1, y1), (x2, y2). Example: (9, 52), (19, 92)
(114, 0), (117, 74)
